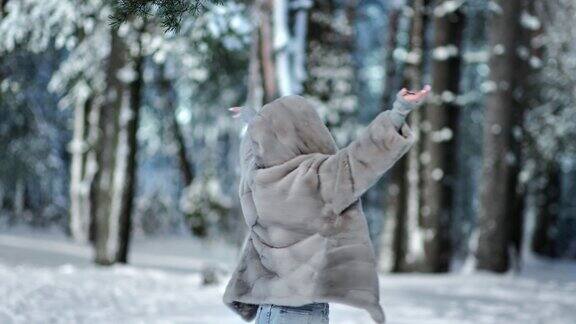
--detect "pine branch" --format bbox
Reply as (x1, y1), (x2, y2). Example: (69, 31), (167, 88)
(109, 0), (224, 32)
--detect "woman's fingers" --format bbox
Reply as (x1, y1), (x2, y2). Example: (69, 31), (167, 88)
(416, 86), (430, 100)
(401, 84), (431, 102)
(228, 107), (242, 118)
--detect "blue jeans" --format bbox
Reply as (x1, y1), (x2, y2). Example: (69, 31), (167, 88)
(255, 302), (329, 324)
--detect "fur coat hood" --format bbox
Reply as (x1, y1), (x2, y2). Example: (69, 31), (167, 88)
(223, 95), (415, 323)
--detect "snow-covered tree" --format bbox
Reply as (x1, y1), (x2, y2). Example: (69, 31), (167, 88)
(476, 0), (532, 273)
(109, 0), (223, 31)
(525, 0), (576, 259)
(305, 0), (358, 143)
(418, 0), (466, 272)
(1, 0), (148, 264)
(0, 1), (71, 228)
(381, 0), (432, 273)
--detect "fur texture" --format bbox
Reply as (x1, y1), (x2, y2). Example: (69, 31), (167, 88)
(223, 95), (415, 323)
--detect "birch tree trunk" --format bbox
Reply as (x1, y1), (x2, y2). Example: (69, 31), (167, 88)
(476, 0), (525, 272)
(420, 0), (465, 272)
(68, 19), (99, 242)
(292, 0), (312, 94)
(69, 97), (93, 242)
(515, 0), (545, 261)
(273, 0), (292, 96)
(252, 0), (311, 103)
(508, 0), (541, 269)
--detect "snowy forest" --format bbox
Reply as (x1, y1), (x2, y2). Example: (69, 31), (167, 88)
(0, 0), (575, 323)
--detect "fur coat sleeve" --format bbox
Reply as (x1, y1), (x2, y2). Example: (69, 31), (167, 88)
(318, 110), (415, 215)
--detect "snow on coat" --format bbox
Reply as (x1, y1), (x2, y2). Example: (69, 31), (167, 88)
(223, 95), (415, 323)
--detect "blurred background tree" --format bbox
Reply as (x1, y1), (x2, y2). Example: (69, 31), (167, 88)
(0, 0), (575, 272)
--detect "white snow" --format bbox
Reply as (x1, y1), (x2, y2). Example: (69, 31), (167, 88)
(463, 49), (490, 63)
(490, 124), (502, 135)
(431, 168), (444, 181)
(1, 232), (576, 324)
(432, 45), (459, 61)
(521, 11), (542, 31)
(529, 56), (543, 69)
(493, 44), (506, 55)
(431, 127), (454, 143)
(488, 1), (503, 15)
(480, 81), (497, 94)
(433, 0), (464, 18)
(393, 48), (422, 64)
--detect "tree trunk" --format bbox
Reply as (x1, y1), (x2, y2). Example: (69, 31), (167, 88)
(14, 178), (26, 219)
(158, 68), (194, 186)
(522, 0), (551, 259)
(92, 26), (144, 264)
(381, 0), (432, 273)
(247, 8), (264, 109)
(273, 0), (292, 96)
(531, 163), (561, 257)
(305, 0), (356, 125)
(380, 1), (407, 272)
(508, 0), (541, 269)
(115, 36), (144, 263)
(292, 0), (311, 94)
(476, 0), (525, 273)
(171, 112), (193, 186)
(382, 5), (402, 107)
(384, 160), (409, 272)
(420, 0), (465, 272)
(69, 97), (93, 242)
(258, 0), (278, 102)
(92, 30), (125, 265)
(398, 0), (431, 272)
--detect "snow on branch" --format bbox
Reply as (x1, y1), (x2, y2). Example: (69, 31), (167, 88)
(290, 0), (313, 10)
(433, 0), (464, 18)
(463, 49), (489, 63)
(393, 48), (421, 64)
(520, 11), (541, 31)
(432, 45), (459, 61)
(109, 0), (224, 32)
(389, 0), (407, 10)
(488, 1), (503, 15)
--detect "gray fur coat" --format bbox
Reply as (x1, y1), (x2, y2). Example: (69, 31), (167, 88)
(223, 95), (415, 323)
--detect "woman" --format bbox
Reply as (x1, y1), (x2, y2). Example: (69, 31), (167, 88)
(224, 86), (430, 324)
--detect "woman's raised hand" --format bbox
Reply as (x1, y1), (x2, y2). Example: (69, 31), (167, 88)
(389, 85), (431, 130)
(228, 106), (258, 124)
(228, 107), (243, 118)
(398, 84), (431, 105)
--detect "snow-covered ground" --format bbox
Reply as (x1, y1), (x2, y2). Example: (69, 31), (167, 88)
(1, 230), (575, 324)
